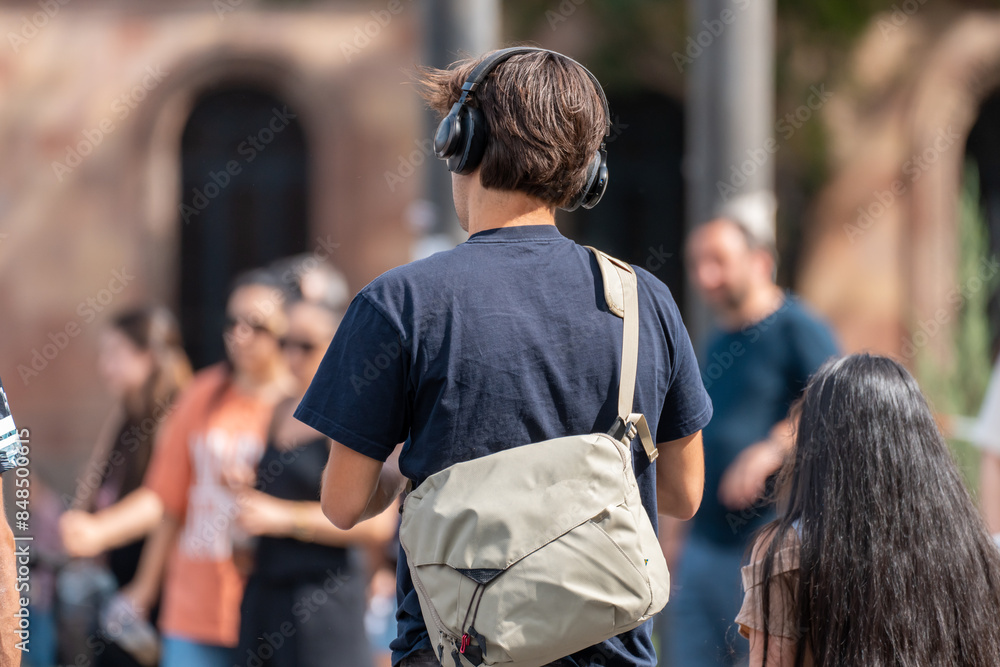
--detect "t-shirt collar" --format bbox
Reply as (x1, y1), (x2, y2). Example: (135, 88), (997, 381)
(465, 224), (565, 244)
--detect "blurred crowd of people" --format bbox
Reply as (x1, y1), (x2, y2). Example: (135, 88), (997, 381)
(2, 36), (998, 667)
(20, 257), (400, 667)
(11, 212), (999, 667)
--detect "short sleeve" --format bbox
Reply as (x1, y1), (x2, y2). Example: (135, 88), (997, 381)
(142, 376), (206, 519)
(654, 286), (713, 443)
(736, 541), (801, 640)
(294, 293), (410, 462)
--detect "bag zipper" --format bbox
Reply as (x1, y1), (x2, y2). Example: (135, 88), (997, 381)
(402, 543), (460, 649)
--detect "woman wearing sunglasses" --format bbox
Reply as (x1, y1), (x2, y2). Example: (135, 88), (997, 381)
(737, 354), (1000, 666)
(234, 295), (399, 667)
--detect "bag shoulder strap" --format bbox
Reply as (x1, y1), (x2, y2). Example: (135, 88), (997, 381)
(585, 246), (658, 462)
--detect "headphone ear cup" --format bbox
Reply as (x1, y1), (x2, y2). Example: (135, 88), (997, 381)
(562, 149), (608, 211)
(450, 106), (488, 175)
(433, 104), (464, 162)
(580, 149), (609, 210)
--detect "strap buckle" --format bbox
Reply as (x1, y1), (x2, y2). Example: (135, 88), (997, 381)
(609, 414), (659, 463)
(608, 416), (638, 444)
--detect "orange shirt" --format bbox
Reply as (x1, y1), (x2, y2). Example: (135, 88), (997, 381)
(144, 363), (277, 646)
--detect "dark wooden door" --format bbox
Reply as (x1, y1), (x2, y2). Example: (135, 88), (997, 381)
(559, 91), (687, 312)
(179, 87), (309, 369)
(967, 89), (1000, 358)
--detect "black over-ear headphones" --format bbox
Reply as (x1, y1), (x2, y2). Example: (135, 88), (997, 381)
(432, 46), (611, 211)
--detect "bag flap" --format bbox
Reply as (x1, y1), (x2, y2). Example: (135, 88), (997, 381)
(400, 432), (629, 571)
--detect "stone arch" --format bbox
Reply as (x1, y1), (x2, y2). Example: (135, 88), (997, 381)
(120, 49), (350, 312)
(905, 12), (1000, 363)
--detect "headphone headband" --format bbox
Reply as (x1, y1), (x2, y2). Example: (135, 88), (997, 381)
(458, 47), (611, 138)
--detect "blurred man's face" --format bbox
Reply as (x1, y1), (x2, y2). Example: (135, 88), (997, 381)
(686, 219), (756, 313)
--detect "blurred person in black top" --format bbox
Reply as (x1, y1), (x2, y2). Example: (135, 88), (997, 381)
(62, 306), (192, 666)
(235, 295), (400, 667)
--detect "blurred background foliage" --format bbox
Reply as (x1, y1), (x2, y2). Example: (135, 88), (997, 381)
(919, 163), (997, 491)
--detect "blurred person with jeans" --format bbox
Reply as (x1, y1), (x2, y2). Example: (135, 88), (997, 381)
(664, 216), (838, 666)
(61, 271), (294, 667)
(235, 295), (398, 667)
(0, 479), (20, 665)
(295, 48), (712, 667)
(60, 306), (191, 666)
(20, 477), (63, 667)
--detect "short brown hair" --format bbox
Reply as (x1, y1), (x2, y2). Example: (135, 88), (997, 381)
(418, 48), (608, 209)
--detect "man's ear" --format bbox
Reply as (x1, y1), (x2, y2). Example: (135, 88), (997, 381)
(752, 247), (777, 284)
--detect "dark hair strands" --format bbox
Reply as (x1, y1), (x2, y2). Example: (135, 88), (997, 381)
(107, 305), (192, 494)
(416, 49), (607, 209)
(754, 354), (1000, 666)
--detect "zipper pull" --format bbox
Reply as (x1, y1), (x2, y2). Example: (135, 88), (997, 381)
(460, 633), (471, 654)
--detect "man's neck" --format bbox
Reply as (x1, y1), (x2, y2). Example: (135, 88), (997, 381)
(466, 187), (556, 236)
(720, 283), (785, 331)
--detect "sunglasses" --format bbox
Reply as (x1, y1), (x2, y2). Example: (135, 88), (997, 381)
(279, 338), (319, 354)
(224, 315), (274, 337)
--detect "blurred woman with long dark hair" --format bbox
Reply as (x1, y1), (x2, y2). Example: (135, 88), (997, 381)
(737, 353), (1000, 666)
(78, 306), (192, 531)
(62, 306), (191, 666)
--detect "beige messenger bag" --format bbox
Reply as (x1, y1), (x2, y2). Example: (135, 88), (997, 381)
(398, 247), (670, 667)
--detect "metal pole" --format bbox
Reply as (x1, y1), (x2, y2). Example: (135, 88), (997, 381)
(418, 0), (500, 255)
(684, 0), (776, 342)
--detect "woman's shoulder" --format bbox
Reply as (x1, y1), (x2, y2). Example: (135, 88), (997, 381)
(737, 523), (806, 644)
(744, 524), (802, 587)
(178, 362), (228, 392)
(168, 363), (232, 415)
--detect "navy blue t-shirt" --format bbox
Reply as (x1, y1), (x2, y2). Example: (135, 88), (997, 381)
(692, 295), (838, 546)
(295, 224), (713, 667)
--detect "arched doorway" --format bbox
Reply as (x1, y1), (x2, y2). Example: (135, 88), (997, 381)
(559, 91), (687, 310)
(178, 86), (309, 369)
(966, 88), (1000, 360)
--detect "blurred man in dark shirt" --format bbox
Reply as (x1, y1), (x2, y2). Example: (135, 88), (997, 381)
(663, 216), (839, 666)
